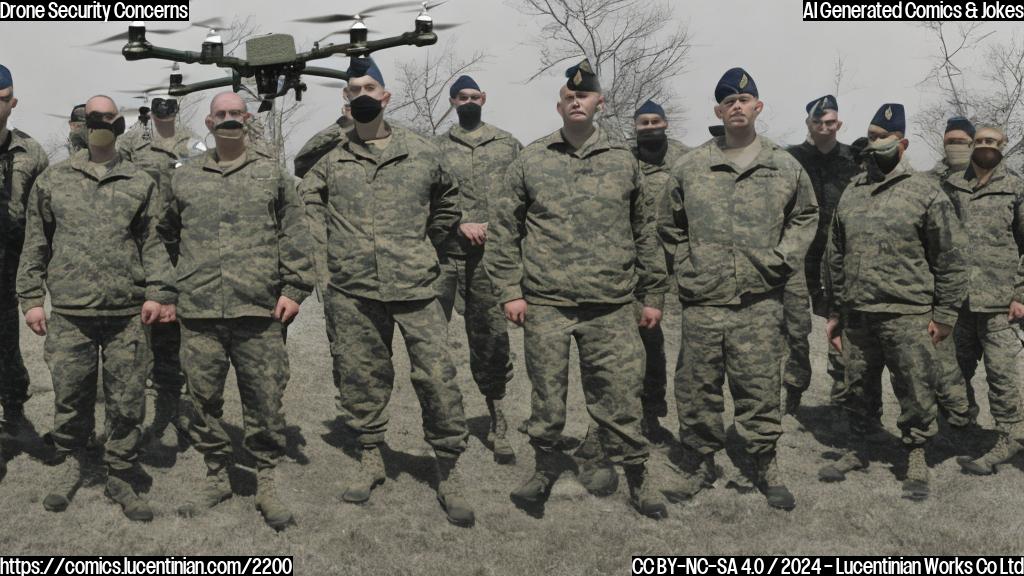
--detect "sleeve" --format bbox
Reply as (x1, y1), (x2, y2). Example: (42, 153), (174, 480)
(297, 155), (331, 297)
(138, 176), (177, 304)
(657, 171), (688, 277)
(427, 156), (460, 249)
(156, 166), (180, 265)
(924, 191), (968, 325)
(775, 166), (819, 279)
(484, 154), (529, 304)
(276, 172), (316, 304)
(631, 166), (668, 310)
(1012, 188), (1024, 304)
(15, 174), (53, 312)
(824, 208), (845, 318)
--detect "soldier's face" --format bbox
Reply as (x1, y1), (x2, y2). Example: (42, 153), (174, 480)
(557, 87), (603, 126)
(0, 87), (18, 129)
(345, 77), (390, 108)
(808, 110), (841, 138)
(714, 94), (761, 129)
(450, 89), (486, 109)
(974, 127), (1005, 150)
(634, 113), (668, 133)
(943, 129), (973, 147)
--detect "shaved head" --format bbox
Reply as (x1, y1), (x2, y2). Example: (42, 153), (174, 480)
(85, 94), (118, 115)
(210, 91), (246, 114)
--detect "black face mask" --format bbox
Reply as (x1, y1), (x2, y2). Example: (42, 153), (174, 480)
(212, 120), (245, 140)
(636, 128), (668, 164)
(972, 147), (1003, 170)
(456, 103), (482, 129)
(84, 113), (126, 136)
(350, 95), (383, 124)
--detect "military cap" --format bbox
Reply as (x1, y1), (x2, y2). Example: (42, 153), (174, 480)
(945, 116), (975, 138)
(449, 75), (480, 98)
(869, 103), (905, 135)
(70, 104), (86, 123)
(347, 57), (385, 87)
(565, 58), (601, 93)
(714, 67), (757, 103)
(806, 94), (838, 118)
(634, 100), (666, 119)
(0, 65), (11, 90)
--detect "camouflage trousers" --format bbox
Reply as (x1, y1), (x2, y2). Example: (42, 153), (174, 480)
(955, 310), (1023, 430)
(0, 305), (30, 412)
(436, 253), (513, 399)
(45, 313), (149, 471)
(934, 330), (975, 426)
(676, 292), (786, 456)
(180, 317), (288, 470)
(150, 320), (184, 397)
(324, 291), (468, 457)
(840, 312), (938, 446)
(783, 271), (812, 392)
(523, 303), (648, 466)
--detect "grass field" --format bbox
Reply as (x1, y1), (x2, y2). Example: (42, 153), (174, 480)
(2, 296), (1023, 575)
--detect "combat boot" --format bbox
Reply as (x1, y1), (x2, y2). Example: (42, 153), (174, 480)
(43, 452), (82, 512)
(624, 464), (668, 519)
(754, 452), (795, 510)
(105, 468), (154, 522)
(577, 458), (618, 496)
(486, 398), (515, 465)
(641, 411), (674, 446)
(148, 391), (181, 448)
(901, 446), (929, 501)
(256, 467), (294, 531)
(696, 453), (721, 487)
(818, 449), (868, 482)
(783, 386), (803, 416)
(957, 433), (1021, 476)
(177, 458), (232, 517)
(435, 456), (475, 527)
(341, 444), (385, 503)
(510, 446), (560, 508)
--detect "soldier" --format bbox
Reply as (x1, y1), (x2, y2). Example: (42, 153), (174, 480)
(824, 103), (967, 500)
(161, 92), (313, 530)
(118, 96), (197, 447)
(299, 59), (475, 528)
(66, 103), (87, 156)
(783, 95), (859, 414)
(294, 101), (351, 179)
(660, 68), (817, 510)
(0, 65), (48, 446)
(927, 117), (976, 182)
(17, 94), (176, 520)
(486, 59), (669, 519)
(435, 75), (521, 464)
(949, 126), (1024, 475)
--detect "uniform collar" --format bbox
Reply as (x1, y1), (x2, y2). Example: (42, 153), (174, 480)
(68, 149), (138, 182)
(708, 134), (781, 172)
(343, 123), (409, 166)
(200, 146), (267, 175)
(947, 162), (1010, 195)
(546, 124), (616, 158)
(448, 122), (501, 147)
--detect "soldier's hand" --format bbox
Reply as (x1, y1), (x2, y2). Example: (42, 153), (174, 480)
(1009, 300), (1024, 322)
(504, 299), (527, 326)
(141, 301), (162, 325)
(639, 306), (662, 329)
(159, 304), (177, 323)
(25, 307), (47, 336)
(459, 223), (487, 246)
(825, 316), (842, 353)
(928, 320), (952, 345)
(274, 296), (301, 325)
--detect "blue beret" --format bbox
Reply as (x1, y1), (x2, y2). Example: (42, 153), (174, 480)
(869, 103), (905, 134)
(715, 67), (757, 103)
(347, 57), (385, 87)
(0, 65), (11, 90)
(945, 116), (975, 137)
(450, 75), (480, 99)
(806, 95), (838, 118)
(634, 100), (666, 119)
(565, 59), (601, 93)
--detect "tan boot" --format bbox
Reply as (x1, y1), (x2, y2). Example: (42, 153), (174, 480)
(436, 456), (475, 527)
(105, 469), (154, 522)
(256, 467), (294, 530)
(957, 433), (1021, 475)
(624, 464), (667, 519)
(902, 447), (929, 501)
(43, 453), (81, 512)
(341, 445), (386, 503)
(510, 446), (559, 509)
(486, 398), (515, 464)
(818, 449), (868, 482)
(178, 459), (232, 517)
(754, 452), (795, 510)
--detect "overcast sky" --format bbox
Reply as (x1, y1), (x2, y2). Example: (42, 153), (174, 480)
(2, 1), (1021, 169)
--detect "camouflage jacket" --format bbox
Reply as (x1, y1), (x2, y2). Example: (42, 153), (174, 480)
(117, 128), (197, 182)
(160, 147), (314, 319)
(0, 128), (48, 304)
(17, 150), (176, 316)
(436, 122), (523, 257)
(299, 124), (460, 302)
(785, 140), (860, 291)
(826, 162), (967, 325)
(659, 136), (818, 305)
(631, 137), (689, 212)
(941, 164), (1024, 312)
(486, 126), (668, 309)
(294, 117), (349, 179)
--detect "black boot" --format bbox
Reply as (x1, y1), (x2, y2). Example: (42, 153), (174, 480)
(510, 445), (559, 509)
(624, 464), (668, 519)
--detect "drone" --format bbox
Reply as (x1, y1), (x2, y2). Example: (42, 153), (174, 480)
(120, 1), (450, 111)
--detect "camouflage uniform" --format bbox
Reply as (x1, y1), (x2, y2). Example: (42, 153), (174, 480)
(0, 129), (47, 420)
(435, 123), (521, 400)
(485, 126), (668, 465)
(294, 118), (348, 179)
(659, 136), (818, 456)
(942, 165), (1024, 434)
(784, 141), (860, 397)
(300, 124), (469, 457)
(826, 163), (967, 445)
(16, 150), (175, 470)
(160, 147), (314, 469)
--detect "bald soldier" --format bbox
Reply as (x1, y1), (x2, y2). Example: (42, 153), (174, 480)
(487, 59), (670, 519)
(435, 75), (521, 464)
(17, 94), (176, 520)
(0, 65), (48, 450)
(660, 68), (818, 510)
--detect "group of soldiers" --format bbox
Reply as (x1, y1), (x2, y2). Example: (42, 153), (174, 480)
(0, 52), (1021, 530)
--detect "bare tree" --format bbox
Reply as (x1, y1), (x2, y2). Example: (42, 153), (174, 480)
(514, 0), (692, 138)
(390, 41), (488, 136)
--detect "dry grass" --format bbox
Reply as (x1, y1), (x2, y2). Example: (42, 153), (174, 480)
(2, 297), (1024, 574)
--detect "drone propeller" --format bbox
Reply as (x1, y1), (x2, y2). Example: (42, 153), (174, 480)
(404, 1), (447, 12)
(88, 27), (182, 46)
(432, 22), (464, 30)
(190, 17), (230, 30)
(293, 1), (423, 23)
(315, 28), (378, 43)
